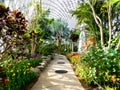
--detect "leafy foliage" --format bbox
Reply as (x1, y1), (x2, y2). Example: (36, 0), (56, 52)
(70, 0), (120, 47)
(0, 3), (28, 60)
(39, 43), (57, 56)
(0, 58), (42, 90)
(68, 36), (120, 89)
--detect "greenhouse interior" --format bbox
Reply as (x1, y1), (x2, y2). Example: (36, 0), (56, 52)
(0, 0), (120, 90)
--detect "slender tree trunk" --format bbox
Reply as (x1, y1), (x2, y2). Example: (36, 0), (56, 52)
(72, 42), (74, 52)
(88, 0), (104, 48)
(58, 37), (61, 54)
(31, 32), (36, 56)
(40, 0), (42, 13)
(70, 42), (74, 52)
(99, 25), (104, 47)
(70, 43), (72, 52)
(64, 39), (67, 51)
(108, 4), (112, 48)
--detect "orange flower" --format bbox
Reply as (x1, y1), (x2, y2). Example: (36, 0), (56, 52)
(66, 54), (72, 57)
(111, 75), (117, 83)
(72, 54), (80, 59)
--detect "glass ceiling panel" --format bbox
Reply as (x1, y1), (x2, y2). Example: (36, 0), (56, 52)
(3, 0), (80, 29)
(42, 0), (79, 29)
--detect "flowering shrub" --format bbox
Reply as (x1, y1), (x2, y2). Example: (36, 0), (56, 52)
(0, 58), (42, 90)
(70, 46), (120, 89)
(66, 52), (80, 58)
(66, 53), (73, 57)
(66, 52), (81, 64)
(67, 35), (120, 89)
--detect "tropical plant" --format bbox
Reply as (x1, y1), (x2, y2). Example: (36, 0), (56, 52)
(0, 3), (27, 60)
(26, 1), (53, 56)
(70, 2), (100, 44)
(71, 0), (120, 49)
(51, 18), (70, 54)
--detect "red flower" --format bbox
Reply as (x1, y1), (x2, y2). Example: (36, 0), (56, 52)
(3, 78), (9, 83)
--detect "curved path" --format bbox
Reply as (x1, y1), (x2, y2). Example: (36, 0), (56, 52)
(31, 54), (84, 90)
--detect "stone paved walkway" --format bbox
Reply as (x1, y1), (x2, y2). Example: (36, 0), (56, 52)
(31, 54), (84, 90)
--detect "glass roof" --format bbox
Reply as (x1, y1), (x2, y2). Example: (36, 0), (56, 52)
(3, 0), (80, 29)
(42, 0), (79, 29)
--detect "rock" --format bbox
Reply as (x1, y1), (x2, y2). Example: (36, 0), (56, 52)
(39, 62), (47, 66)
(30, 67), (40, 78)
(42, 60), (48, 65)
(47, 55), (51, 58)
(41, 56), (47, 59)
(93, 87), (103, 90)
(43, 59), (50, 63)
(36, 65), (45, 71)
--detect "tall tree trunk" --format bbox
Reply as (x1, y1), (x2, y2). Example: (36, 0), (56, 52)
(31, 32), (36, 56)
(88, 0), (104, 48)
(71, 42), (74, 52)
(108, 4), (112, 48)
(39, 0), (42, 13)
(99, 25), (104, 47)
(58, 38), (61, 54)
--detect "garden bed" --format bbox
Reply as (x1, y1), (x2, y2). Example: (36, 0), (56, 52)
(71, 63), (99, 90)
(22, 55), (54, 90)
(67, 46), (120, 90)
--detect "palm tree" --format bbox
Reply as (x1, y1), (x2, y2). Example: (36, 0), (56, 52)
(51, 18), (70, 54)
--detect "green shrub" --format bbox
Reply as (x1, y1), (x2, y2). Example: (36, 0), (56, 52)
(39, 43), (57, 56)
(61, 44), (71, 55)
(29, 58), (42, 66)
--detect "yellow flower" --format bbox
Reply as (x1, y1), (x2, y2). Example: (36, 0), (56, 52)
(24, 71), (26, 75)
(17, 70), (19, 72)
(105, 71), (110, 81)
(11, 70), (14, 72)
(12, 73), (15, 77)
(105, 86), (116, 90)
(111, 75), (117, 83)
(28, 63), (30, 65)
